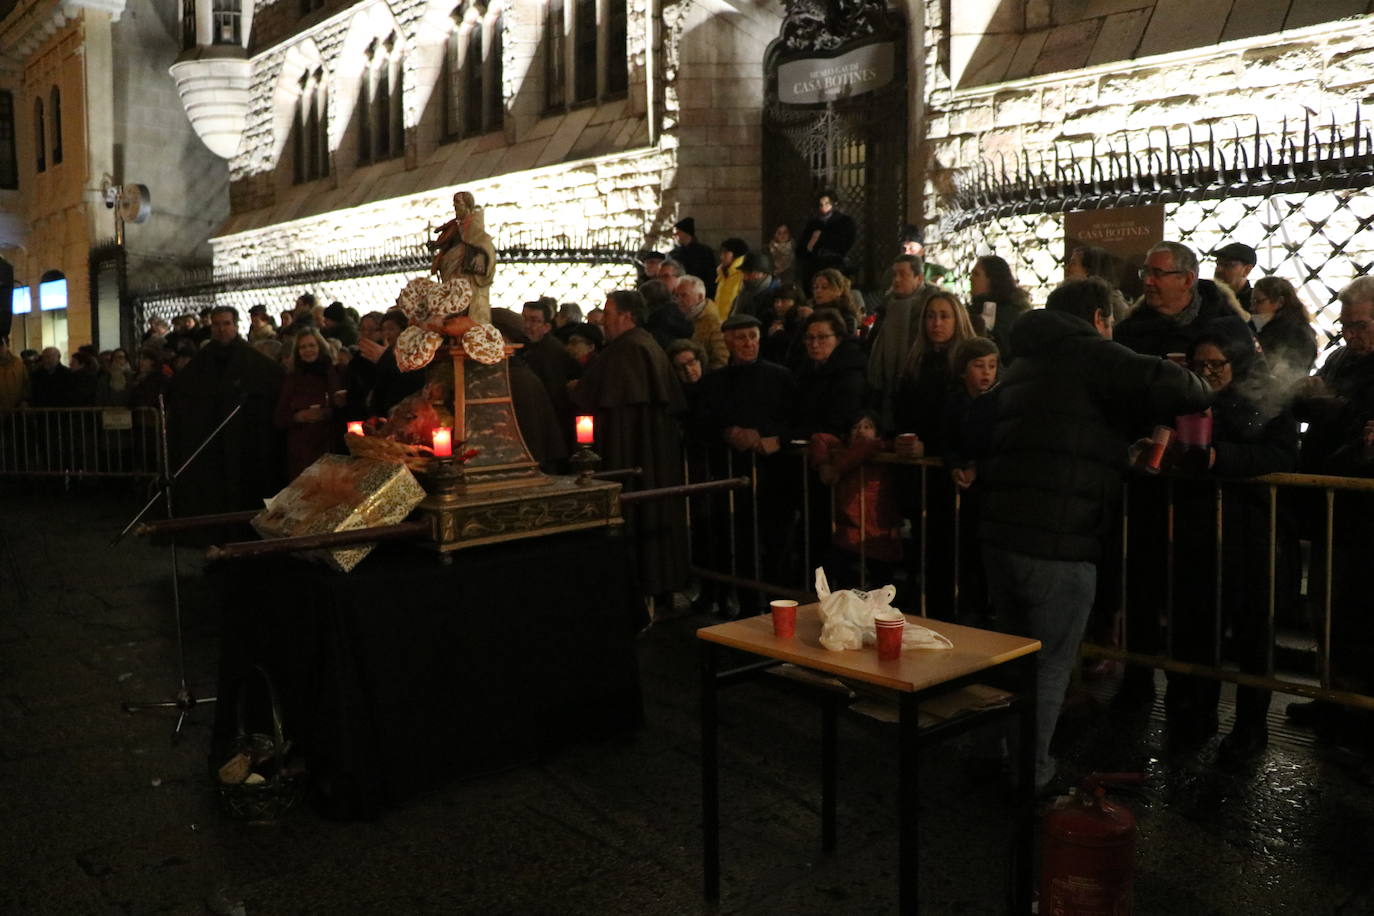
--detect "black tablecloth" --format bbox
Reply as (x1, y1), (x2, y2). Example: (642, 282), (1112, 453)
(212, 529), (645, 819)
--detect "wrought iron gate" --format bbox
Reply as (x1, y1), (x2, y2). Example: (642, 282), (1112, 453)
(762, 3), (908, 290)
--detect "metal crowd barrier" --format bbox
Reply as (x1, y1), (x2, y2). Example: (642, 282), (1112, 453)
(682, 445), (1374, 714)
(0, 407), (165, 480)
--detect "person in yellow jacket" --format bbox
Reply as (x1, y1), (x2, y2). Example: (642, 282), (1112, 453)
(0, 336), (30, 409)
(713, 238), (750, 321)
(672, 275), (728, 369)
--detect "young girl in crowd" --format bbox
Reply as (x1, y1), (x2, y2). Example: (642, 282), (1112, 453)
(942, 337), (1001, 625)
(808, 411), (903, 588)
(767, 224), (796, 285)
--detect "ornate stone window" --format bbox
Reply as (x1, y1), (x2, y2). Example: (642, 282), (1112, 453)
(49, 87), (61, 166)
(546, 0), (628, 111)
(33, 97), (44, 173)
(212, 0), (242, 45)
(443, 2), (503, 140)
(293, 67), (329, 183)
(0, 91), (16, 189)
(357, 34), (404, 165)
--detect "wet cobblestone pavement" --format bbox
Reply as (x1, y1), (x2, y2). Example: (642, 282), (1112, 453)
(2, 484), (1372, 914)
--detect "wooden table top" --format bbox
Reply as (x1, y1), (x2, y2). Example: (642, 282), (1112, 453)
(698, 604), (1041, 693)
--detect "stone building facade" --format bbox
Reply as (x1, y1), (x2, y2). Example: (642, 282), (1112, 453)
(0, 0), (228, 355)
(183, 0), (792, 315)
(920, 0), (1374, 335)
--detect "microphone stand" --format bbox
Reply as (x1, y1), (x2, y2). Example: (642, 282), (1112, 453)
(118, 394), (242, 741)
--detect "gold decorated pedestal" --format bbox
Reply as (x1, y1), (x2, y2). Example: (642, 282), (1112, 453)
(417, 345), (622, 553)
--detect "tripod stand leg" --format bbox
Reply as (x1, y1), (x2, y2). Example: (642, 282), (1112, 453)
(118, 399), (219, 741)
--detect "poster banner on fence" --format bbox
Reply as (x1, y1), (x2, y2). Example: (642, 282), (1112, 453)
(1064, 205), (1164, 301)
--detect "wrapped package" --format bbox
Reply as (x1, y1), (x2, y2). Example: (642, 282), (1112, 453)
(252, 455), (426, 572)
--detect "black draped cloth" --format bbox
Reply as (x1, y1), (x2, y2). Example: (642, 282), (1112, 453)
(212, 532), (644, 820)
(572, 325), (689, 596)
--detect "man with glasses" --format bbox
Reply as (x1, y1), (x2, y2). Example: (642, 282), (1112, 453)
(1115, 241), (1251, 358)
(1114, 241), (1253, 710)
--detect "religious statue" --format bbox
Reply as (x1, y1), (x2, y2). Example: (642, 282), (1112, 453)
(428, 190), (497, 324)
(384, 190), (505, 375)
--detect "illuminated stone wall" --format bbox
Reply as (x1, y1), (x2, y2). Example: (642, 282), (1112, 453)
(212, 0), (786, 291)
(921, 0), (1374, 327)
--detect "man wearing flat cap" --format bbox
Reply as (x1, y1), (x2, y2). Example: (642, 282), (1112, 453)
(731, 251), (776, 321)
(1211, 242), (1258, 312)
(691, 313), (796, 615)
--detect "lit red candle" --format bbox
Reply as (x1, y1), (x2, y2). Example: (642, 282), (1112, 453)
(432, 426), (453, 457)
(346, 421), (364, 437)
(575, 415), (595, 445)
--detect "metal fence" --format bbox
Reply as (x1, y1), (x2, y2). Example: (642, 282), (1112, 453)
(684, 448), (1374, 713)
(0, 407), (164, 480)
(933, 105), (1374, 352)
(131, 234), (642, 339)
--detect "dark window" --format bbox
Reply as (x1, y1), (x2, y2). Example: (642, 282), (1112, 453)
(357, 39), (404, 165)
(356, 78), (371, 165)
(0, 91), (16, 190)
(442, 28), (460, 140)
(464, 25), (483, 136)
(293, 70), (328, 184)
(49, 87), (62, 166)
(486, 13), (504, 130)
(605, 0), (628, 97)
(212, 0), (240, 44)
(573, 0), (596, 103)
(390, 58), (404, 157)
(300, 0), (324, 15)
(182, 0), (197, 49)
(373, 65), (391, 161)
(544, 0), (564, 110)
(33, 98), (44, 173)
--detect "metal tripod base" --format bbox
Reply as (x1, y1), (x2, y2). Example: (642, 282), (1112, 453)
(122, 685), (217, 740)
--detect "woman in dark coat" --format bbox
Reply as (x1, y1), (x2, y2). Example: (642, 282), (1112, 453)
(790, 309), (867, 576)
(1167, 317), (1299, 762)
(892, 290), (978, 617)
(1250, 276), (1318, 380)
(274, 326), (343, 480)
(968, 255), (1031, 363)
(892, 290), (978, 454)
(790, 309), (866, 440)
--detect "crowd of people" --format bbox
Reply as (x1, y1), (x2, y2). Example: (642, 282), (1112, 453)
(4, 198), (1373, 789)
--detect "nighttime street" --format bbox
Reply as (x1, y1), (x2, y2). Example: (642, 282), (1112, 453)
(3, 483), (1373, 915)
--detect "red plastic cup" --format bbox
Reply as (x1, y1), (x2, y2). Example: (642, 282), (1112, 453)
(1145, 425), (1172, 472)
(875, 615), (905, 661)
(770, 600), (798, 638)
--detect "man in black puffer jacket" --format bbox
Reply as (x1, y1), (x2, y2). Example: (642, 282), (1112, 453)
(980, 278), (1212, 791)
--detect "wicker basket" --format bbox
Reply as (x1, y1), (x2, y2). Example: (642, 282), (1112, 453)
(216, 666), (307, 825)
(345, 432), (434, 473)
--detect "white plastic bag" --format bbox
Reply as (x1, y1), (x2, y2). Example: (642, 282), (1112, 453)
(814, 568), (953, 653)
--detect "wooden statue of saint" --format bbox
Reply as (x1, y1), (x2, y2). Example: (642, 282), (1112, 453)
(428, 190), (497, 324)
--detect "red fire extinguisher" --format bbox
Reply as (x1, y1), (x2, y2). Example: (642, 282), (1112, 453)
(1040, 772), (1146, 915)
